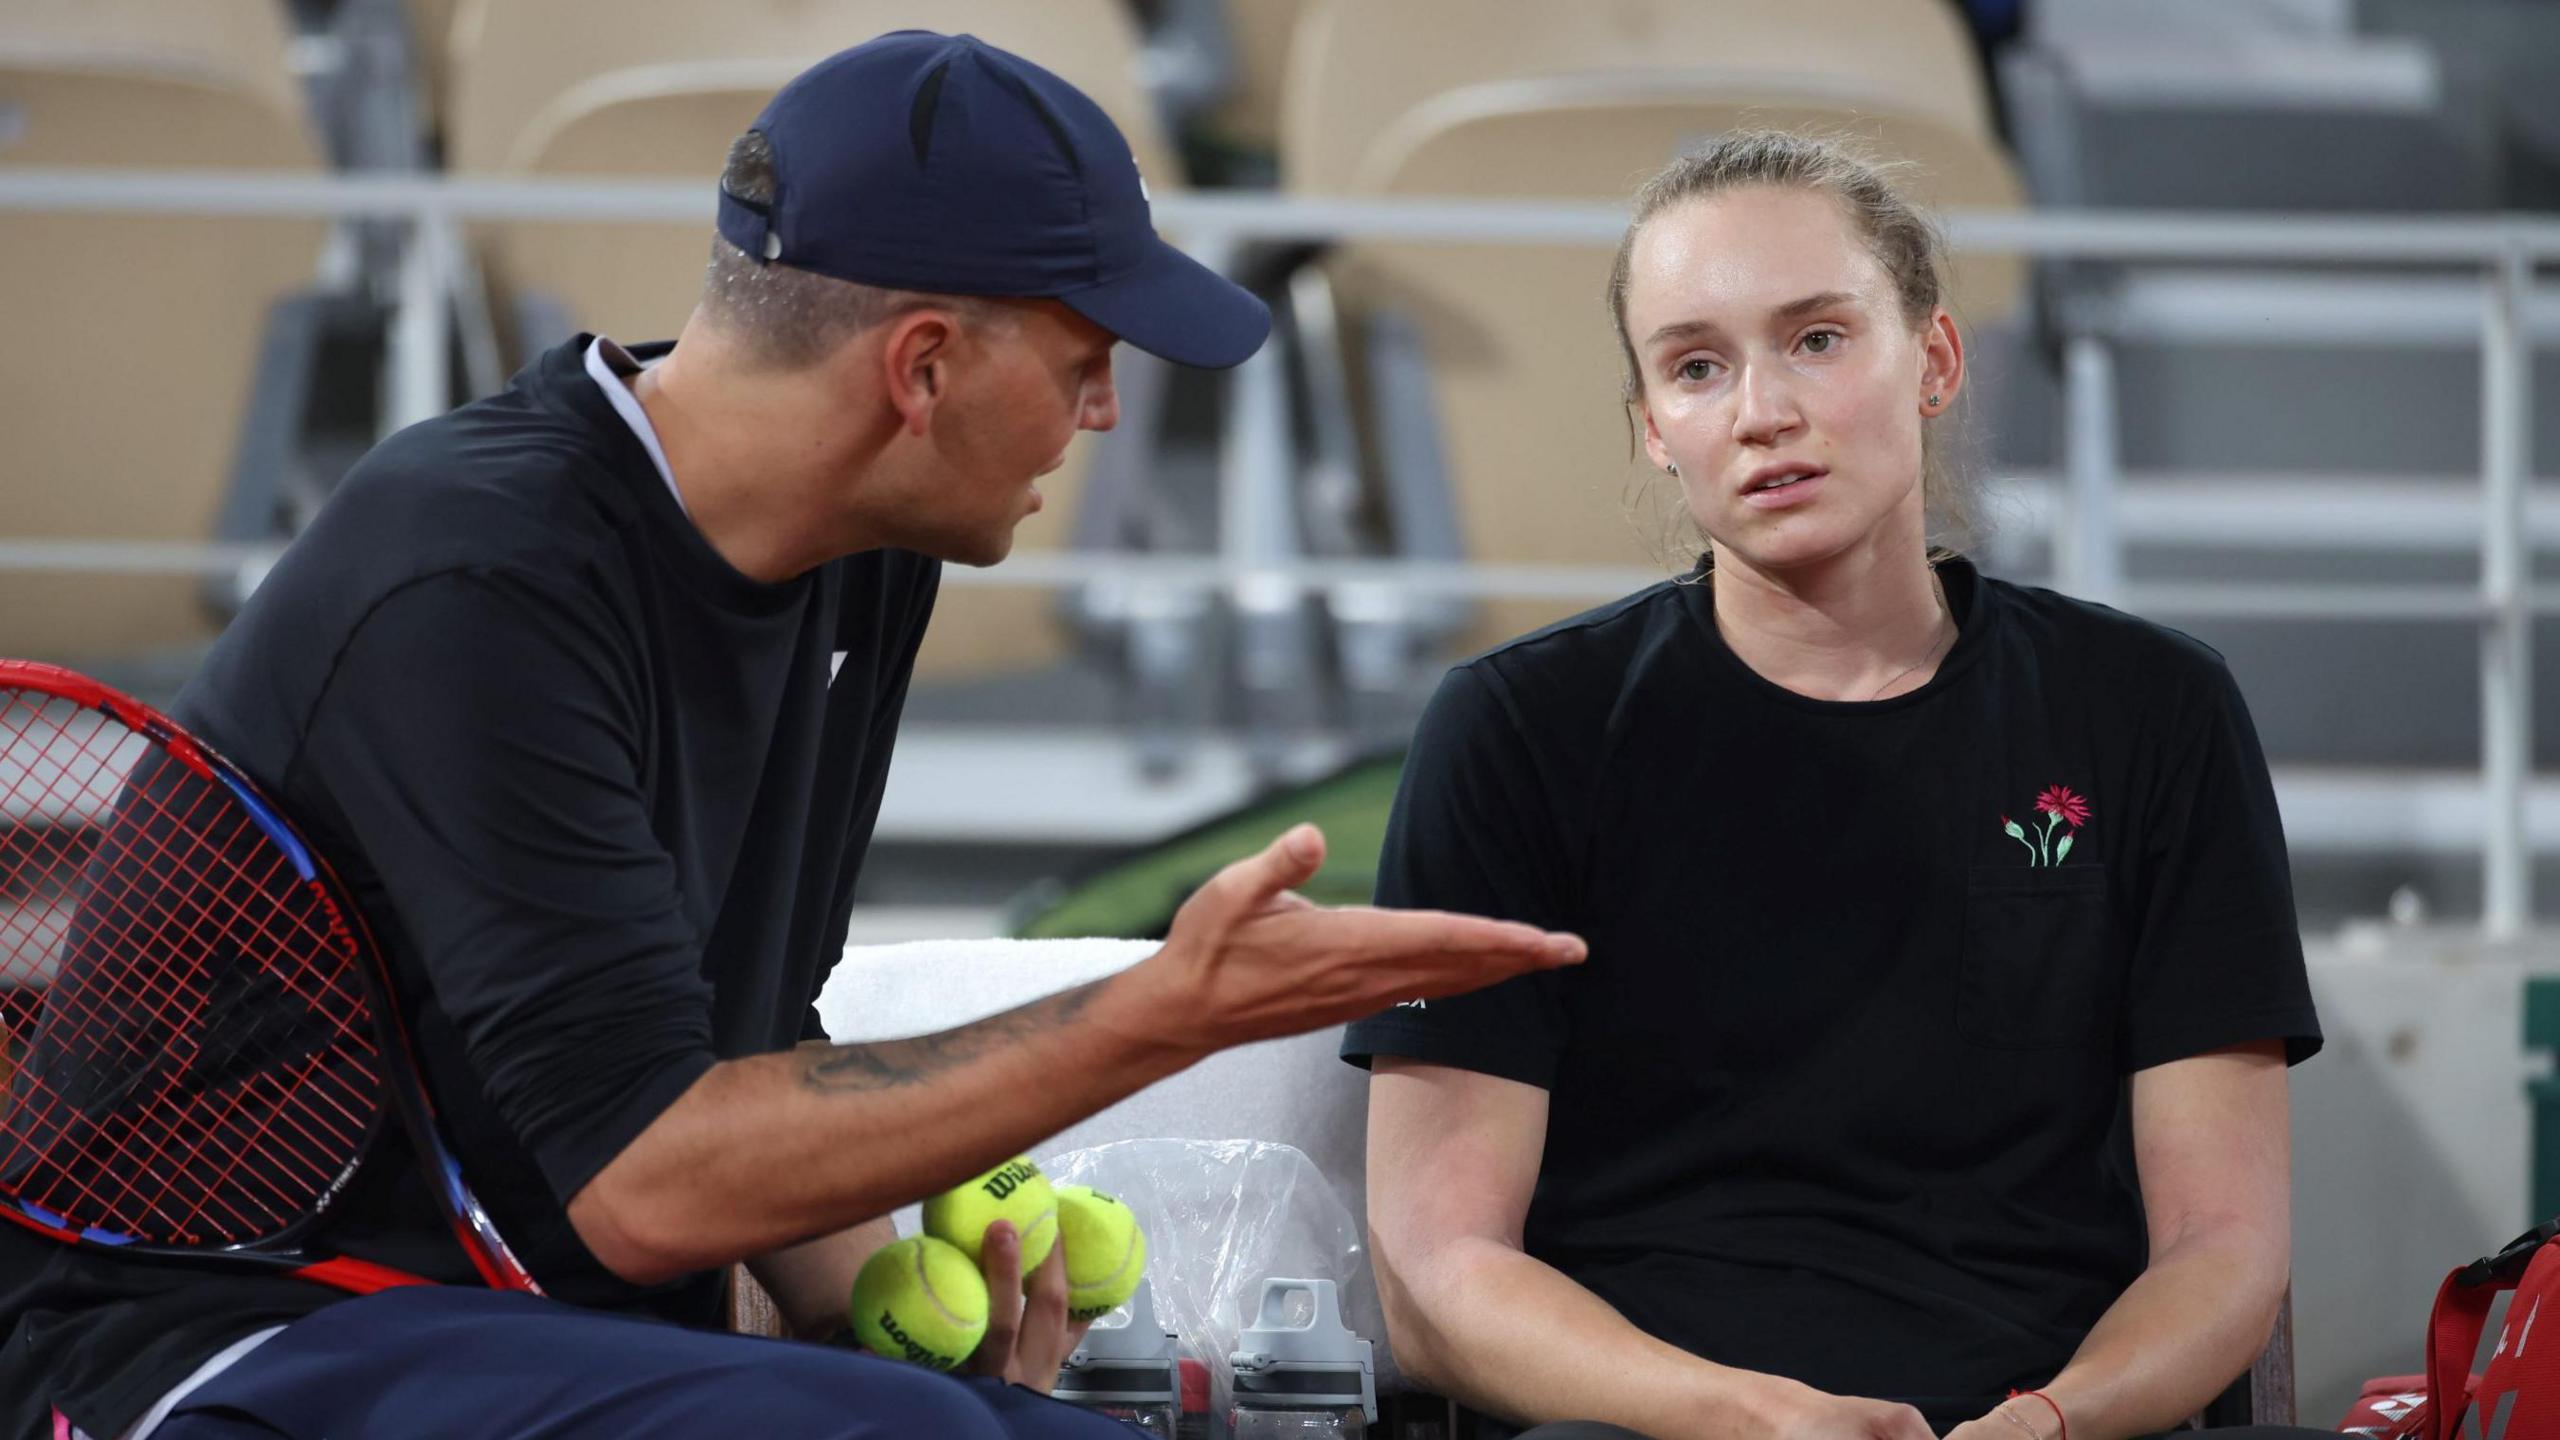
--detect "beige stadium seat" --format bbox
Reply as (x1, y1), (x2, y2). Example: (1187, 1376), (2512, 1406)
(1282, 0), (2002, 204)
(449, 0), (1181, 680)
(406, 0), (462, 138)
(0, 0), (326, 663)
(1199, 0), (1309, 159)
(1279, 1), (2027, 653)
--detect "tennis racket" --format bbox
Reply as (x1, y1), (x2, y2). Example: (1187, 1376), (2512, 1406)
(0, 660), (538, 1295)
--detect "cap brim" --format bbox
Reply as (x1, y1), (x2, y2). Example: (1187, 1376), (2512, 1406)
(1059, 236), (1272, 370)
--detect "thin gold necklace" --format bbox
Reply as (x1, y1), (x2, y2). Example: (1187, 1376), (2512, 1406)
(1866, 571), (1955, 701)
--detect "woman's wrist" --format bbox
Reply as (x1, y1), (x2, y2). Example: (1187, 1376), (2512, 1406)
(1717, 1370), (1819, 1439)
(2002, 1387), (2071, 1440)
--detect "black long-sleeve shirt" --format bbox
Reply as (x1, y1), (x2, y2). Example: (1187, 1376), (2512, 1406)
(4, 336), (939, 1438)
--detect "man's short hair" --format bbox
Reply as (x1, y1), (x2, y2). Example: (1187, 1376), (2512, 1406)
(700, 131), (1006, 369)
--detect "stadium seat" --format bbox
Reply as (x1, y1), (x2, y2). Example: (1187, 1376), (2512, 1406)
(0, 0), (327, 664)
(1192, 0), (1309, 176)
(404, 0), (463, 144)
(728, 1263), (787, 1338)
(447, 0), (1185, 681)
(2001, 0), (2494, 212)
(1275, 0), (2028, 656)
(1282, 0), (2003, 207)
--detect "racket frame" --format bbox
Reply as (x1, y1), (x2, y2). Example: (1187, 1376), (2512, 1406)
(0, 660), (540, 1295)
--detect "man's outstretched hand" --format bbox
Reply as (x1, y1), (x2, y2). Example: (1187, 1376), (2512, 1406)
(1128, 823), (1585, 1053)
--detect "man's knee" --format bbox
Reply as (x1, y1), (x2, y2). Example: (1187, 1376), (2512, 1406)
(148, 1414), (290, 1440)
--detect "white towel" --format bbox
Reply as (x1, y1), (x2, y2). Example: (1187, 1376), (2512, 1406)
(818, 937), (1161, 1042)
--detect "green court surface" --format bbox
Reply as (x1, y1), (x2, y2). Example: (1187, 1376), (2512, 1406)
(1011, 753), (1404, 940)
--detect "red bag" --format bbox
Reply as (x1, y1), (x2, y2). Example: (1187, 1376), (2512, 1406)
(2340, 1219), (2560, 1439)
(2338, 1375), (2438, 1437)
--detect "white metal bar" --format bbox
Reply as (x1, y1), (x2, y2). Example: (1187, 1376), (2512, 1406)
(0, 170), (713, 222)
(1199, 230), (1255, 579)
(2122, 582), (2489, 621)
(874, 728), (1352, 844)
(1, 540), (2523, 621)
(0, 541), (286, 575)
(0, 539), (1664, 593)
(8, 171), (2560, 263)
(1939, 208), (2560, 265)
(2269, 767), (2560, 857)
(2060, 335), (2125, 602)
(2482, 248), (2535, 937)
(1218, 318), (1296, 569)
(2049, 37), (2440, 112)
(1987, 472), (2560, 552)
(385, 214), (455, 432)
(2095, 270), (2560, 347)
(35, 477), (2560, 572)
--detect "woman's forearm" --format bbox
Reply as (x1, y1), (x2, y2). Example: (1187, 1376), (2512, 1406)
(1387, 1235), (1784, 1440)
(2036, 1221), (2289, 1440)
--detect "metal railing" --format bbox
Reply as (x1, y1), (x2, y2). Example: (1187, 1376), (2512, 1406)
(0, 169), (2550, 930)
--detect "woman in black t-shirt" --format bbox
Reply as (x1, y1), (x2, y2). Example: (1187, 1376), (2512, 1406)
(1342, 134), (2327, 1440)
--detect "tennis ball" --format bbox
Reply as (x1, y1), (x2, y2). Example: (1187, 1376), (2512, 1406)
(923, 1156), (1058, 1279)
(849, 1235), (989, 1371)
(1055, 1184), (1149, 1322)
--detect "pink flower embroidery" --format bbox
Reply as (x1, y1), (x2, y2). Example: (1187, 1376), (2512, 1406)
(2035, 785), (2092, 830)
(2003, 785), (2092, 866)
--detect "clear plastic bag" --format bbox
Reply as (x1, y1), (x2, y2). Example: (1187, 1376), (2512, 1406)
(1044, 1138), (1390, 1424)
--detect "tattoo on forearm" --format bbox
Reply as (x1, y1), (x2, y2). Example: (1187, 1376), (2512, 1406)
(801, 980), (1103, 1094)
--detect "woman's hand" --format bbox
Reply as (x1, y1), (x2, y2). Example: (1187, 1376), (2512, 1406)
(1744, 1376), (1936, 1440)
(1942, 1395), (2061, 1440)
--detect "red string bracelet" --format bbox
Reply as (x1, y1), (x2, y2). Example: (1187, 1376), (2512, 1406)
(2007, 1389), (2068, 1440)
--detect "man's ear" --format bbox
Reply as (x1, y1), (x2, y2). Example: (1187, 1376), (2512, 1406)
(881, 309), (959, 437)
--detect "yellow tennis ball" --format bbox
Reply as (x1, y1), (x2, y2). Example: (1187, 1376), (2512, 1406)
(849, 1235), (990, 1371)
(922, 1156), (1058, 1279)
(1055, 1184), (1149, 1322)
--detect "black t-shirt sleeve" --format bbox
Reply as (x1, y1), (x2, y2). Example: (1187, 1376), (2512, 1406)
(2121, 651), (2323, 1071)
(1340, 660), (1578, 1088)
(296, 569), (717, 1203)
(800, 568), (936, 1045)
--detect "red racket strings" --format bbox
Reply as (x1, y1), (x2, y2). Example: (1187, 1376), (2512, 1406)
(0, 686), (382, 1251)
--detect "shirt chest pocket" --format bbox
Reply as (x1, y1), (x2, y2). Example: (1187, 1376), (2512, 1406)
(1958, 866), (2117, 1050)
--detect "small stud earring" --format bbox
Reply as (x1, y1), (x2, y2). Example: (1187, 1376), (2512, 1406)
(1926, 393), (1943, 409)
(1667, 462), (1680, 477)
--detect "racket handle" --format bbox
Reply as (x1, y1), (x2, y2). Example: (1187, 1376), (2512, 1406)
(295, 1255), (440, 1294)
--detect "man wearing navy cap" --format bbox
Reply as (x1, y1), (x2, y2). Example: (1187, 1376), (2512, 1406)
(3, 32), (1585, 1440)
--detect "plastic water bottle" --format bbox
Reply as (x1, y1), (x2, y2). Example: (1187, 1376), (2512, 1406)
(1228, 1278), (1375, 1438)
(1053, 1278), (1180, 1436)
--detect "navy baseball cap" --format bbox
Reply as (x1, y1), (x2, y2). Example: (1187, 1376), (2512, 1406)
(716, 30), (1271, 370)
